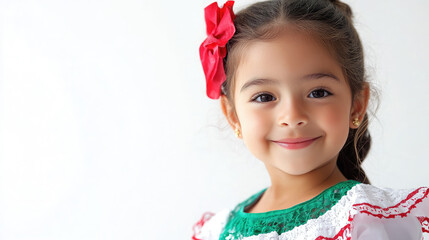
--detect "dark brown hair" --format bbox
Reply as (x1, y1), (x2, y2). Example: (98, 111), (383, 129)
(221, 0), (371, 184)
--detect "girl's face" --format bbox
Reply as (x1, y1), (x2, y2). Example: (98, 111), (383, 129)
(222, 29), (367, 176)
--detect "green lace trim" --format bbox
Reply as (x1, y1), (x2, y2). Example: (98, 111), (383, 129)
(219, 180), (360, 239)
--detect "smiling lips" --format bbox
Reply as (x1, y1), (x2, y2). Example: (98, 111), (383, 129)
(273, 137), (321, 150)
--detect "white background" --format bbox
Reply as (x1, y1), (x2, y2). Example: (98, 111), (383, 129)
(0, 0), (428, 239)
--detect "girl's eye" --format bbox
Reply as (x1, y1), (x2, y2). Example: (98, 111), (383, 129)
(308, 89), (332, 98)
(252, 93), (276, 103)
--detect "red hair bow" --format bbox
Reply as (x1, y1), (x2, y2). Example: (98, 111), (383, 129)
(199, 1), (236, 99)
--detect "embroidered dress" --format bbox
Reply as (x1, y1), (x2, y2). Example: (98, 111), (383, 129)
(192, 180), (429, 240)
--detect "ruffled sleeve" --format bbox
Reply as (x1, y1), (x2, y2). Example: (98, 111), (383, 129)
(350, 185), (429, 240)
(192, 209), (230, 240)
(351, 213), (423, 239)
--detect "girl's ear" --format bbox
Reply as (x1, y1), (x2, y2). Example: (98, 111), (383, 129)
(220, 95), (241, 134)
(350, 82), (370, 129)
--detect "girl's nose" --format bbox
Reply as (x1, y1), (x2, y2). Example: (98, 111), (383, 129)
(278, 100), (309, 127)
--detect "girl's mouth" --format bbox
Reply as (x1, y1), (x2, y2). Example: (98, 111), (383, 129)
(273, 136), (321, 150)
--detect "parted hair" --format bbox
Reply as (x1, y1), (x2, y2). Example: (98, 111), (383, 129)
(221, 0), (371, 184)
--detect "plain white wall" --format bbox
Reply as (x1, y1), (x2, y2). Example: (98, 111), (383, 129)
(0, 0), (428, 239)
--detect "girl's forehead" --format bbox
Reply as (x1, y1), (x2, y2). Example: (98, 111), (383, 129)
(235, 31), (342, 82)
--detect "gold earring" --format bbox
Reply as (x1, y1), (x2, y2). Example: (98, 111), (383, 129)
(352, 117), (360, 127)
(234, 128), (241, 138)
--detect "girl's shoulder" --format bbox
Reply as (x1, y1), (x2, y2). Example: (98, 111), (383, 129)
(292, 183), (429, 239)
(192, 208), (232, 240)
(347, 183), (429, 239)
(191, 182), (429, 240)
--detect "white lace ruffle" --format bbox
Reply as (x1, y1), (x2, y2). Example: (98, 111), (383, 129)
(196, 208), (231, 240)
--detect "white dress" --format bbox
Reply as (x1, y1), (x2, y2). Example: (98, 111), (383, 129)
(192, 180), (429, 240)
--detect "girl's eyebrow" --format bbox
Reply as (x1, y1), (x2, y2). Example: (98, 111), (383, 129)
(240, 72), (339, 93)
(240, 78), (278, 92)
(302, 73), (339, 82)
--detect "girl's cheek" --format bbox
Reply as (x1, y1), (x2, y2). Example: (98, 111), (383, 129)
(321, 105), (350, 129)
(240, 108), (270, 132)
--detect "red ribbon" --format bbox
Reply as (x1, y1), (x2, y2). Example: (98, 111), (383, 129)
(199, 1), (236, 99)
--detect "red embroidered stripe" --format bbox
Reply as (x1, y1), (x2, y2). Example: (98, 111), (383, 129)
(352, 187), (429, 219)
(315, 223), (351, 240)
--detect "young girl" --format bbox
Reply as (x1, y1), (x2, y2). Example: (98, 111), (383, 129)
(194, 0), (429, 239)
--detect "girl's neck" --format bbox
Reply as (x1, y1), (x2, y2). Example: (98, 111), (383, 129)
(260, 160), (347, 211)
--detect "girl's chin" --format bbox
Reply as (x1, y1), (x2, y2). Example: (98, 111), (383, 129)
(267, 160), (334, 176)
